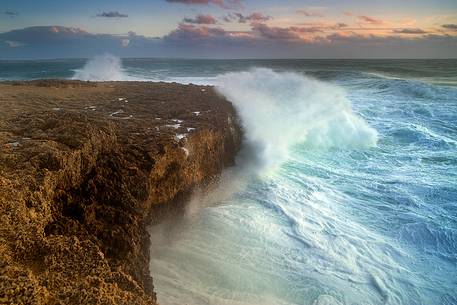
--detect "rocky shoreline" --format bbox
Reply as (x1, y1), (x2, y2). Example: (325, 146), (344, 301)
(0, 80), (242, 304)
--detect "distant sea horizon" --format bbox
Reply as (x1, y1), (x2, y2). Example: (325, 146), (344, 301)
(1, 57), (457, 61)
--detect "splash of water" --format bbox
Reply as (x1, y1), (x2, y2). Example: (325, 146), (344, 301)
(72, 54), (129, 81)
(216, 68), (378, 170)
(184, 68), (380, 232)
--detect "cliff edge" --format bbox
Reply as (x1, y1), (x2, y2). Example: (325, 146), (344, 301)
(0, 81), (242, 304)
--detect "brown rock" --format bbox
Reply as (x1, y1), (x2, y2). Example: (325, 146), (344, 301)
(0, 80), (242, 305)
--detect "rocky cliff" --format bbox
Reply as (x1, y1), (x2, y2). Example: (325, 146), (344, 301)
(0, 81), (242, 305)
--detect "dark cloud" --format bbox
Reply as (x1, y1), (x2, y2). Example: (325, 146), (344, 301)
(358, 15), (383, 25)
(3, 11), (19, 17)
(0, 26), (89, 43)
(183, 14), (217, 24)
(252, 24), (321, 41)
(164, 23), (229, 41)
(252, 24), (300, 40)
(165, 0), (241, 9)
(326, 32), (392, 44)
(442, 24), (457, 30)
(296, 10), (324, 17)
(96, 11), (128, 18)
(223, 12), (272, 24)
(393, 28), (427, 34)
(0, 26), (134, 58)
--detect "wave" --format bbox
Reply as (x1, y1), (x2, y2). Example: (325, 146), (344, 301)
(399, 221), (457, 262)
(361, 73), (457, 101)
(72, 54), (139, 81)
(72, 54), (216, 84)
(216, 68), (378, 170)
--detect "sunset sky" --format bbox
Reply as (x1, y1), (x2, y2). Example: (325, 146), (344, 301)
(1, 0), (457, 59)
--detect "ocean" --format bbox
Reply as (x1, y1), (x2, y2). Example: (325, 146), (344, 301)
(1, 57), (456, 305)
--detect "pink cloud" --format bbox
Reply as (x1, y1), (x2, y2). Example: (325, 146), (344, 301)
(161, 17), (457, 48)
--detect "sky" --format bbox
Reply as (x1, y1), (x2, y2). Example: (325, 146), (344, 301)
(1, 0), (457, 59)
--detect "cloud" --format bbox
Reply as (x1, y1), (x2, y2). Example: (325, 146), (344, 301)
(1, 25), (457, 59)
(3, 11), (19, 17)
(393, 28), (427, 34)
(164, 23), (230, 41)
(251, 23), (322, 41)
(0, 26), (89, 42)
(183, 14), (217, 24)
(358, 15), (384, 25)
(325, 32), (388, 43)
(442, 24), (457, 30)
(165, 0), (241, 9)
(0, 26), (131, 57)
(252, 24), (301, 40)
(336, 23), (348, 28)
(296, 10), (324, 17)
(96, 11), (128, 18)
(223, 12), (272, 24)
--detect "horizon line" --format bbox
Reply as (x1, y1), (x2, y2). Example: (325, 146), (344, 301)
(1, 57), (457, 61)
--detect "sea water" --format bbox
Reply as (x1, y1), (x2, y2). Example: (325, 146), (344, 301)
(1, 57), (456, 305)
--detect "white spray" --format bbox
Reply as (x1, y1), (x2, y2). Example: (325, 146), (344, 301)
(185, 69), (379, 216)
(216, 68), (378, 170)
(72, 54), (130, 81)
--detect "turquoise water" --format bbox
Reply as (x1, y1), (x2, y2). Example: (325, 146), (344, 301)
(2, 57), (456, 305)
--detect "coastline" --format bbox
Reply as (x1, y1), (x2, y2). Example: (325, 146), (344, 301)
(0, 80), (242, 304)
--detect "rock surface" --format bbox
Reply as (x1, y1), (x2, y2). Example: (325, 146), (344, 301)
(0, 80), (242, 305)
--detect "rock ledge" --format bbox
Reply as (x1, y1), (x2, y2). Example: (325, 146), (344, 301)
(0, 81), (242, 305)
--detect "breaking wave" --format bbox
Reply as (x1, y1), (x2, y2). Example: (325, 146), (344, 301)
(72, 54), (133, 81)
(216, 68), (378, 169)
